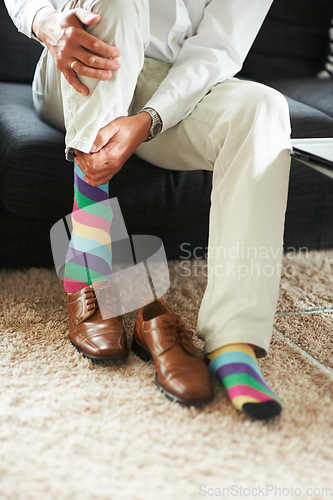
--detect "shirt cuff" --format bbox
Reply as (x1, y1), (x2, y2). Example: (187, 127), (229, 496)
(25, 0), (54, 39)
(144, 93), (183, 133)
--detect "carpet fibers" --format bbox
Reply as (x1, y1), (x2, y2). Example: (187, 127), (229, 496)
(0, 251), (332, 500)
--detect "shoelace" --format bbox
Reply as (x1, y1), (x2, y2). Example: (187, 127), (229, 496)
(84, 285), (119, 317)
(84, 288), (97, 313)
(162, 317), (193, 346)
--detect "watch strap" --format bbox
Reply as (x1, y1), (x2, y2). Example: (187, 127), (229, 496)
(138, 107), (162, 141)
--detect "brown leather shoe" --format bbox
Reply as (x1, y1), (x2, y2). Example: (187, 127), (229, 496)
(132, 299), (213, 405)
(67, 280), (128, 361)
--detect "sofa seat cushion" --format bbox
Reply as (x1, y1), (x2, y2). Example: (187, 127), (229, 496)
(0, 82), (72, 217)
(268, 78), (333, 121)
(0, 82), (212, 232)
(285, 97), (333, 139)
(263, 79), (333, 138)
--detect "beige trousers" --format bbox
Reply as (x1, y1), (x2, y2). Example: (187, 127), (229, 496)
(32, 0), (292, 356)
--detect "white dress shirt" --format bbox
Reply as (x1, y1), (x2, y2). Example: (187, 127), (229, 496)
(4, 0), (273, 131)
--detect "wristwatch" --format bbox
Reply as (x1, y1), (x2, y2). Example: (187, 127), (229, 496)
(140, 107), (163, 141)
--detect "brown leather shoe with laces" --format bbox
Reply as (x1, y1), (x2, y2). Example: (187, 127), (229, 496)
(67, 280), (128, 361)
(132, 299), (213, 405)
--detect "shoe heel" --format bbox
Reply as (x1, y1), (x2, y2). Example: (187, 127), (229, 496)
(132, 335), (152, 362)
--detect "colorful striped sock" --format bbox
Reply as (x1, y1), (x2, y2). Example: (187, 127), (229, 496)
(208, 343), (282, 420)
(64, 162), (113, 294)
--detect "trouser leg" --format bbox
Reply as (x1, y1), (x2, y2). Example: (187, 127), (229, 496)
(32, 0), (149, 294)
(133, 62), (291, 356)
(32, 0), (150, 159)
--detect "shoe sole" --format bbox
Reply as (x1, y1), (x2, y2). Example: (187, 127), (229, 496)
(71, 341), (128, 362)
(131, 335), (213, 407)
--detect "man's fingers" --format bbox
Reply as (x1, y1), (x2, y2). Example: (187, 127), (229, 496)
(77, 159), (114, 185)
(70, 59), (113, 81)
(67, 50), (120, 86)
(82, 159), (121, 185)
(75, 150), (119, 183)
(80, 29), (121, 59)
(72, 8), (101, 26)
(77, 50), (121, 71)
(91, 123), (118, 152)
(63, 68), (89, 96)
(90, 136), (107, 153)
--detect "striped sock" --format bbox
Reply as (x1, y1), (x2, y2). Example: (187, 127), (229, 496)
(64, 162), (113, 294)
(208, 343), (282, 420)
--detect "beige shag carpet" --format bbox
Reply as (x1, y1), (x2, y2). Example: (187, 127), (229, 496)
(0, 251), (332, 500)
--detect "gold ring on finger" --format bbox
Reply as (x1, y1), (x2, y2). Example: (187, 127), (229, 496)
(70, 60), (79, 71)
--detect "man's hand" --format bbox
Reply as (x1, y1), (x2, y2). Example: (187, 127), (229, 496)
(33, 7), (121, 96)
(74, 113), (152, 186)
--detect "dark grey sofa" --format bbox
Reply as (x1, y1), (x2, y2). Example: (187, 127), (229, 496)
(0, 0), (332, 268)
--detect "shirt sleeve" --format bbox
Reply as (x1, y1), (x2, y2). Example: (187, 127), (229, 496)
(145, 0), (274, 132)
(4, 0), (61, 39)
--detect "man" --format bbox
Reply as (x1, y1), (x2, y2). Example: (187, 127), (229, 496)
(5, 0), (291, 420)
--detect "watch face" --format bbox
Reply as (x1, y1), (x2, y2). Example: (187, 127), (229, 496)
(153, 122), (162, 136)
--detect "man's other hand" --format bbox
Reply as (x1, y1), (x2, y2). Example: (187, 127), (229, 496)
(74, 114), (152, 186)
(33, 7), (121, 96)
